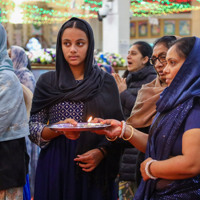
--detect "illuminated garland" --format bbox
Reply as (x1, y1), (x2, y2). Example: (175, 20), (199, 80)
(84, 0), (102, 6)
(0, 1), (14, 22)
(22, 13), (98, 25)
(1, 0), (200, 24)
(0, 0), (101, 24)
(20, 4), (100, 14)
(130, 0), (200, 16)
(18, 2), (100, 24)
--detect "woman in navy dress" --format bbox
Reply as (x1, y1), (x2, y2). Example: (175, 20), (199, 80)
(94, 37), (200, 199)
(29, 17), (124, 200)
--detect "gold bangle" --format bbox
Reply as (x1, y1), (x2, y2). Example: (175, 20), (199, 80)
(105, 135), (118, 141)
(122, 125), (134, 141)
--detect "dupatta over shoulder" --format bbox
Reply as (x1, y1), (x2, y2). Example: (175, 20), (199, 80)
(126, 76), (166, 128)
(30, 18), (124, 198)
(0, 24), (29, 142)
(0, 24), (13, 72)
(10, 45), (36, 93)
(31, 17), (105, 114)
(134, 37), (200, 199)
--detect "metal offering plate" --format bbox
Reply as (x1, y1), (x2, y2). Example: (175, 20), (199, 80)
(48, 123), (110, 132)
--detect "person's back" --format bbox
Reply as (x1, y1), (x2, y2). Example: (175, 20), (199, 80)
(0, 24), (29, 199)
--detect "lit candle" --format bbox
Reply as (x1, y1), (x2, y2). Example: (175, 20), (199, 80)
(87, 116), (92, 123)
(87, 116), (93, 126)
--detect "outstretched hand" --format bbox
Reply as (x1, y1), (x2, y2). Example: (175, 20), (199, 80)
(92, 118), (121, 138)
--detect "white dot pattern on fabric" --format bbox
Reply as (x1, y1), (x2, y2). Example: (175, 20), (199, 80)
(49, 101), (84, 123)
(29, 100), (84, 148)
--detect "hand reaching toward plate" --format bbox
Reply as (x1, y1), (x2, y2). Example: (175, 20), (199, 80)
(92, 118), (121, 138)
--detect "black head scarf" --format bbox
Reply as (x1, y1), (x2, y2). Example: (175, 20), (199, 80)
(31, 18), (124, 198)
(31, 17), (105, 114)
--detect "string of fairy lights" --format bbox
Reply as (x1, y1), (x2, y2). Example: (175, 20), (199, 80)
(130, 0), (200, 16)
(0, 0), (200, 24)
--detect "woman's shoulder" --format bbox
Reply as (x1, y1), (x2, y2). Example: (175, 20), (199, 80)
(103, 70), (114, 79)
(37, 70), (55, 84)
(103, 71), (117, 85)
(0, 70), (19, 84)
(144, 65), (157, 79)
(0, 70), (22, 98)
(17, 67), (35, 76)
(15, 68), (36, 82)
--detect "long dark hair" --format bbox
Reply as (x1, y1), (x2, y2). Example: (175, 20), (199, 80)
(123, 41), (153, 78)
(133, 41), (153, 66)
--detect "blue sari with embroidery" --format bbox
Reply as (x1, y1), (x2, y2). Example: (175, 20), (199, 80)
(134, 37), (200, 200)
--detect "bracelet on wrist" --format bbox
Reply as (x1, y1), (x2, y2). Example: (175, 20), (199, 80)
(105, 135), (118, 141)
(119, 121), (126, 138)
(122, 125), (134, 141)
(105, 121), (126, 141)
(145, 159), (158, 180)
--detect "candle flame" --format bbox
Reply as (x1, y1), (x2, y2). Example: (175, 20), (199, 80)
(88, 116), (92, 122)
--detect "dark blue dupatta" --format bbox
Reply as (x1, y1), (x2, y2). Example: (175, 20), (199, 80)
(134, 37), (200, 199)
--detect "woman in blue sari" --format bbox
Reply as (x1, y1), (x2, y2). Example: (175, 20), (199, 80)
(94, 36), (200, 199)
